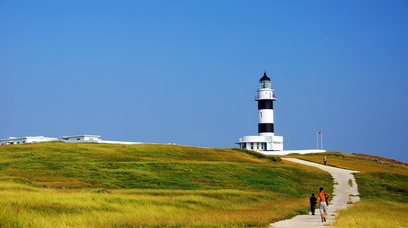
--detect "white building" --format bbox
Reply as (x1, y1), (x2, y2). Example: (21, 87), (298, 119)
(236, 72), (284, 152)
(60, 135), (141, 145)
(60, 135), (101, 143)
(0, 136), (58, 145)
(0, 135), (142, 146)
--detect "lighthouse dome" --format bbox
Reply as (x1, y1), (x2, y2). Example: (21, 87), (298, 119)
(260, 72), (271, 82)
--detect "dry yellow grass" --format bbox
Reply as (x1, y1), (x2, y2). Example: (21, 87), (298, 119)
(335, 201), (408, 228)
(0, 182), (310, 227)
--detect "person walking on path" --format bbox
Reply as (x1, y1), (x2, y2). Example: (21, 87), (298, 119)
(309, 193), (317, 215)
(323, 156), (327, 165)
(270, 158), (360, 228)
(318, 187), (330, 222)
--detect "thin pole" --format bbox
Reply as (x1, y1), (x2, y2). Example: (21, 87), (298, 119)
(316, 132), (319, 149)
(321, 132), (324, 150)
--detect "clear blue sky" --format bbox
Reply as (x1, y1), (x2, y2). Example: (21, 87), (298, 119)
(1, 1), (407, 162)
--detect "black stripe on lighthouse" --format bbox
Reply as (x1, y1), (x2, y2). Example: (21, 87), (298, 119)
(258, 123), (274, 133)
(258, 100), (273, 109)
(258, 99), (274, 134)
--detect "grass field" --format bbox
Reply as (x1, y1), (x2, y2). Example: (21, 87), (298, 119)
(286, 152), (408, 228)
(0, 142), (333, 227)
(0, 182), (311, 227)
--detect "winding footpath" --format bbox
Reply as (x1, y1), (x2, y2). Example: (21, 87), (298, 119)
(270, 158), (360, 228)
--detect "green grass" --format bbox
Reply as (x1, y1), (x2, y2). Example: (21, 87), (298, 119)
(286, 152), (408, 227)
(0, 143), (324, 194)
(0, 142), (333, 227)
(355, 172), (408, 202)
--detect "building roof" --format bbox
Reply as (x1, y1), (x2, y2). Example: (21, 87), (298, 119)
(259, 72), (271, 82)
(1, 136), (55, 140)
(60, 135), (101, 139)
(0, 136), (58, 143)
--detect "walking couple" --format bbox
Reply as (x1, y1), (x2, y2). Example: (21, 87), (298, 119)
(309, 187), (331, 222)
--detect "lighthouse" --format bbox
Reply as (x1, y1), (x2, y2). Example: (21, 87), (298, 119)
(236, 72), (284, 152)
(257, 72), (275, 137)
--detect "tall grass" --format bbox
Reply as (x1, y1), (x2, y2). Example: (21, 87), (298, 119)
(334, 201), (408, 228)
(0, 182), (314, 227)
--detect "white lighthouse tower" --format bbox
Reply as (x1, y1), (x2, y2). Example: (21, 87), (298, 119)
(236, 72), (284, 152)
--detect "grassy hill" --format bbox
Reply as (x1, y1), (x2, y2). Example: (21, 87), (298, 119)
(285, 152), (408, 228)
(0, 142), (332, 227)
(2, 143), (407, 227)
(2, 142), (321, 192)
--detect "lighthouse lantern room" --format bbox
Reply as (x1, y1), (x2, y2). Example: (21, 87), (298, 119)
(236, 72), (284, 152)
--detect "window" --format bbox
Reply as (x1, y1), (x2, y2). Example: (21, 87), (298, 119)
(260, 81), (271, 89)
(77, 138), (80, 140)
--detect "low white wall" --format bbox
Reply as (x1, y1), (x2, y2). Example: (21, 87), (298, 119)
(98, 140), (142, 145)
(259, 149), (326, 156)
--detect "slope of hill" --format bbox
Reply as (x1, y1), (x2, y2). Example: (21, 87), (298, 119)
(286, 152), (408, 228)
(0, 142), (332, 227)
(1, 142), (320, 192)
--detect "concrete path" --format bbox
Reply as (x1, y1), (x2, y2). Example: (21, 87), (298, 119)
(270, 158), (360, 228)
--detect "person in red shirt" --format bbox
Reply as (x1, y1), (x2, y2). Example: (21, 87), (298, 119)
(318, 187), (331, 222)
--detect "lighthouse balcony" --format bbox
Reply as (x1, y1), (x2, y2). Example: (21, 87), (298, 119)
(255, 94), (276, 101)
